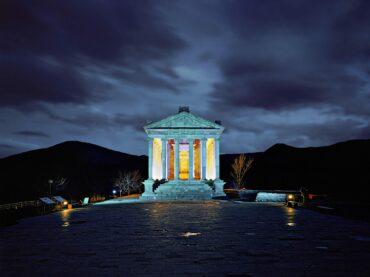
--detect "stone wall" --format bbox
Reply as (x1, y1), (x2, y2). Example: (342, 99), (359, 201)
(238, 190), (288, 202)
(255, 192), (287, 202)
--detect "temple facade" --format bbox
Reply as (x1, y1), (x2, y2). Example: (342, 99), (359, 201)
(141, 106), (226, 200)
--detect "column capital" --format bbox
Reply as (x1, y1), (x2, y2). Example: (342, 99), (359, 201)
(147, 137), (154, 142)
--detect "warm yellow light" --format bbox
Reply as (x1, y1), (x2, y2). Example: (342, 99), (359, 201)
(206, 138), (215, 179)
(60, 209), (71, 221)
(63, 201), (68, 205)
(179, 149), (189, 180)
(288, 194), (294, 200)
(152, 138), (162, 179)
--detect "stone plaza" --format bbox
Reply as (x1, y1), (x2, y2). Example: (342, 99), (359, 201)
(1, 201), (370, 276)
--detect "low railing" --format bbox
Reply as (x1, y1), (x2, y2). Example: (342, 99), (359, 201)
(0, 200), (42, 211)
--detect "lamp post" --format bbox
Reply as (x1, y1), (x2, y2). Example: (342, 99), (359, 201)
(48, 179), (53, 196)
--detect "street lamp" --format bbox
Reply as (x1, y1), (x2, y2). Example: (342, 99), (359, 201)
(48, 179), (53, 196)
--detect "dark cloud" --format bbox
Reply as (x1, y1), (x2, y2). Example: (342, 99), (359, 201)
(0, 55), (89, 107)
(15, 130), (49, 138)
(0, 144), (18, 158)
(49, 109), (172, 134)
(222, 0), (349, 36)
(0, 0), (185, 62)
(0, 0), (187, 108)
(0, 0), (369, 158)
(109, 66), (180, 93)
(212, 76), (325, 110)
(114, 110), (175, 132)
(211, 0), (370, 115)
(0, 143), (30, 158)
(328, 0), (370, 63)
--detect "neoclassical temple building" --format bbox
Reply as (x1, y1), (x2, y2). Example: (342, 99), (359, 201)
(141, 106), (226, 200)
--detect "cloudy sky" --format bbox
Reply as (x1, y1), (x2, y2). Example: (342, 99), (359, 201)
(1, 0), (370, 158)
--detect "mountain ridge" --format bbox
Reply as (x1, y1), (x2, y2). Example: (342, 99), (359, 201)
(1, 139), (369, 204)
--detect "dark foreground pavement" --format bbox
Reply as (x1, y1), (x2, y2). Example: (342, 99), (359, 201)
(1, 201), (370, 277)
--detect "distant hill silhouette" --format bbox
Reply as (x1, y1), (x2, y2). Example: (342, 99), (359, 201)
(1, 139), (369, 204)
(221, 139), (370, 200)
(0, 141), (147, 204)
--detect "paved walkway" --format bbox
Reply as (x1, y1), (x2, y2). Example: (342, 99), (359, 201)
(1, 201), (370, 276)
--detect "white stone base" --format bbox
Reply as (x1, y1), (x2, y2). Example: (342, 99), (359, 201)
(140, 179), (156, 200)
(213, 179), (226, 197)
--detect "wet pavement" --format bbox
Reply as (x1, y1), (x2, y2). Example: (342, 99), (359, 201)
(1, 201), (370, 276)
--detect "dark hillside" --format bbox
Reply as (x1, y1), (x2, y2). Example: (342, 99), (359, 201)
(220, 139), (370, 200)
(0, 141), (147, 204)
(1, 139), (369, 204)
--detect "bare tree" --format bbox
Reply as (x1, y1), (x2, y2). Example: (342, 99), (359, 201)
(114, 170), (142, 196)
(230, 154), (254, 189)
(47, 177), (67, 195)
(55, 177), (67, 192)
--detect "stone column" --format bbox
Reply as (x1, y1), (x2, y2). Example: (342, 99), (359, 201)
(188, 138), (194, 180)
(148, 137), (153, 179)
(213, 137), (226, 197)
(161, 138), (166, 180)
(141, 137), (155, 199)
(201, 138), (207, 179)
(174, 138), (179, 180)
(215, 138), (220, 179)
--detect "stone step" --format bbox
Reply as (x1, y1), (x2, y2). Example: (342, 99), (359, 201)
(155, 184), (212, 191)
(156, 189), (212, 194)
(155, 194), (213, 200)
(154, 184), (213, 200)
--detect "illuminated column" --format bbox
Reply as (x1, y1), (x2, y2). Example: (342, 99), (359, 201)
(188, 138), (194, 180)
(215, 138), (220, 179)
(161, 138), (166, 180)
(174, 138), (179, 180)
(148, 137), (153, 179)
(201, 138), (207, 179)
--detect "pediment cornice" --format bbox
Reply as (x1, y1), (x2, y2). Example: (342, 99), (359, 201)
(145, 111), (224, 132)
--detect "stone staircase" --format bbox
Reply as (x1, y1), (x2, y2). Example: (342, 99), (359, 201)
(153, 182), (214, 200)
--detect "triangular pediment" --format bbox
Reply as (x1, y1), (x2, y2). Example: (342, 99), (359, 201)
(145, 112), (222, 129)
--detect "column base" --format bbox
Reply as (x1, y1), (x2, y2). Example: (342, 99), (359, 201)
(140, 179), (156, 200)
(213, 179), (226, 197)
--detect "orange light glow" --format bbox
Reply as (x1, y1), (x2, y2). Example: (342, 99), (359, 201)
(179, 148), (189, 180)
(194, 139), (201, 180)
(206, 138), (215, 179)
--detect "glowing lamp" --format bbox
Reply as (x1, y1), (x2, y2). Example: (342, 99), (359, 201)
(63, 201), (68, 205)
(112, 189), (117, 194)
(288, 194), (294, 200)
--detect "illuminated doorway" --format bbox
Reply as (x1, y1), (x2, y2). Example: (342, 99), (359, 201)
(179, 139), (189, 180)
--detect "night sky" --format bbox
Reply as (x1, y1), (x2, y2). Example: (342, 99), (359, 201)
(1, 0), (370, 158)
